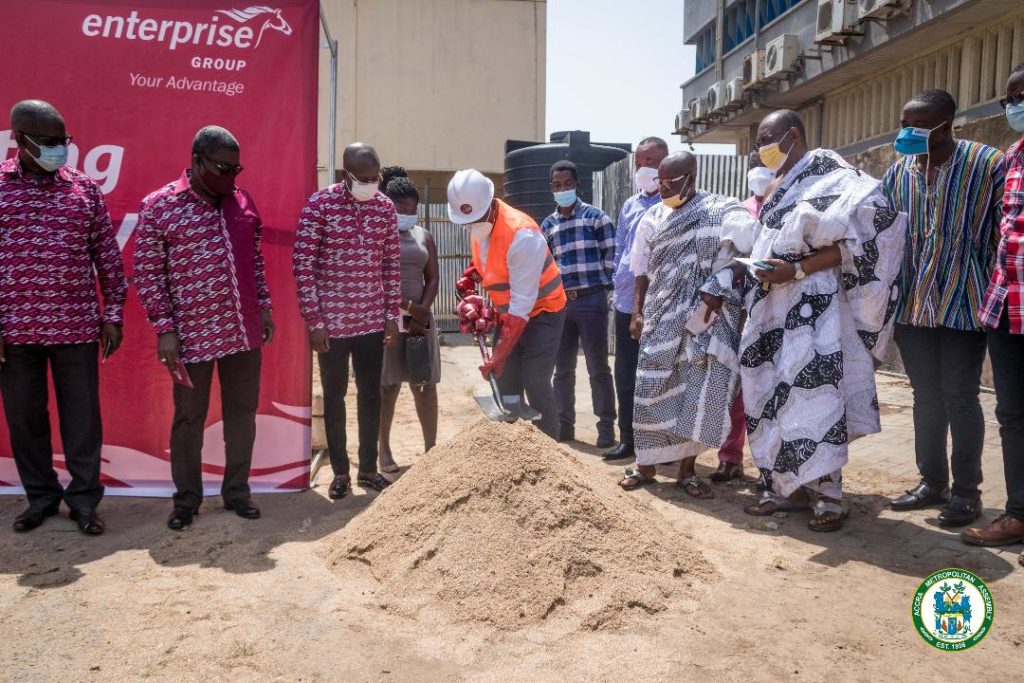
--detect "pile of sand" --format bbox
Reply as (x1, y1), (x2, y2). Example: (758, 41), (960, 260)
(323, 420), (715, 631)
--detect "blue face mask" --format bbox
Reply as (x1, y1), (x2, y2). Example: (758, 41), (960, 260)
(1007, 102), (1024, 133)
(25, 135), (68, 172)
(553, 188), (577, 208)
(396, 213), (418, 232)
(893, 126), (932, 156)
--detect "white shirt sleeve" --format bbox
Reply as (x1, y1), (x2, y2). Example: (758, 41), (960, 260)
(629, 205), (663, 276)
(506, 230), (548, 319)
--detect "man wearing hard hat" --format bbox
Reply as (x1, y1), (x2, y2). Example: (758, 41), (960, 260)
(450, 169), (567, 439)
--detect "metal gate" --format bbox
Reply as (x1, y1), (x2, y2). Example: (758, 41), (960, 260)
(419, 202), (469, 332)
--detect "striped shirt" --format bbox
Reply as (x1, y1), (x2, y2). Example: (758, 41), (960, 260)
(612, 191), (661, 313)
(540, 200), (615, 292)
(980, 139), (1024, 332)
(882, 140), (1004, 330)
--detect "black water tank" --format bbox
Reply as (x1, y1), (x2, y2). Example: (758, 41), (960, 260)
(504, 131), (630, 223)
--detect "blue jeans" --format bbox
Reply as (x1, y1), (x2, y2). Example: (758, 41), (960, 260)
(553, 289), (616, 433)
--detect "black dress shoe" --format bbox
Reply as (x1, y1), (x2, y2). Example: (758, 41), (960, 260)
(328, 475), (351, 500)
(225, 498), (261, 519)
(890, 481), (950, 511)
(69, 507), (105, 535)
(12, 505), (59, 532)
(938, 496), (982, 527)
(595, 431), (616, 450)
(558, 423), (575, 443)
(167, 506), (196, 531)
(602, 442), (634, 460)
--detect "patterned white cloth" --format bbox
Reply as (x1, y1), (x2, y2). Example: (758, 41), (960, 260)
(740, 149), (907, 498)
(633, 192), (759, 466)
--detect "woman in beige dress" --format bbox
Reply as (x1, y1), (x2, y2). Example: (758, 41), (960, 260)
(378, 167), (441, 472)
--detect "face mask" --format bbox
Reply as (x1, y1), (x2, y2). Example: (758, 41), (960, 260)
(747, 167), (775, 196)
(634, 166), (659, 194)
(758, 132), (794, 172)
(1007, 102), (1024, 133)
(661, 176), (692, 209)
(349, 179), (378, 202)
(893, 126), (933, 156)
(553, 188), (577, 208)
(25, 136), (68, 172)
(396, 213), (418, 232)
(467, 221), (493, 241)
(198, 160), (236, 197)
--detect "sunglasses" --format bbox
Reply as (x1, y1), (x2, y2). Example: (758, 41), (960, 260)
(21, 132), (73, 147)
(1000, 92), (1024, 109)
(202, 155), (244, 176)
(655, 173), (689, 188)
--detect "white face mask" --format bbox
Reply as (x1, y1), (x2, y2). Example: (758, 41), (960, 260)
(634, 166), (659, 194)
(396, 213), (418, 232)
(349, 180), (378, 202)
(747, 167), (775, 197)
(467, 221), (493, 241)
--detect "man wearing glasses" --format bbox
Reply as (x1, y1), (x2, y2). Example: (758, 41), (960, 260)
(0, 100), (126, 535)
(292, 142), (400, 500)
(134, 125), (274, 531)
(740, 110), (906, 532)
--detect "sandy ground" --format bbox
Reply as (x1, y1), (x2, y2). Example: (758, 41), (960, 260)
(1, 345), (1022, 682)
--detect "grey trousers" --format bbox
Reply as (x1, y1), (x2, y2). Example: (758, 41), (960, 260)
(496, 309), (566, 439)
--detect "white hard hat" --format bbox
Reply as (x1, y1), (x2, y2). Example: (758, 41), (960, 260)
(447, 169), (494, 224)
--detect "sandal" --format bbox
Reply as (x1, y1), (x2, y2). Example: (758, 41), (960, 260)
(677, 475), (714, 499)
(379, 461), (401, 474)
(357, 472), (393, 492)
(744, 488), (812, 516)
(618, 466), (656, 490)
(807, 498), (849, 532)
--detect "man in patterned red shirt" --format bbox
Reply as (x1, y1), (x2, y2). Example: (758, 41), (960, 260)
(963, 63), (1024, 554)
(293, 143), (400, 500)
(134, 126), (274, 531)
(0, 100), (126, 535)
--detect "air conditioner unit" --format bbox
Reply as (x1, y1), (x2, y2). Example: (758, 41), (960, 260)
(725, 77), (745, 108)
(764, 34), (800, 79)
(742, 50), (765, 88)
(816, 0), (858, 43)
(858, 0), (911, 20)
(689, 97), (708, 122)
(706, 80), (727, 113)
(674, 109), (691, 134)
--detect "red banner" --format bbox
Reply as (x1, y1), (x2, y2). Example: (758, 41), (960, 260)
(0, 0), (318, 495)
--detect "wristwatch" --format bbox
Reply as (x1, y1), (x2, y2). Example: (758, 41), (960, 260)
(793, 261), (806, 280)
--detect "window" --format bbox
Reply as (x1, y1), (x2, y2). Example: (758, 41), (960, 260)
(694, 25), (716, 73)
(724, 0), (756, 54)
(758, 0), (804, 29)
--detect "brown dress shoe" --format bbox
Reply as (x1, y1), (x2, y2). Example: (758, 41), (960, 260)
(960, 514), (1024, 547)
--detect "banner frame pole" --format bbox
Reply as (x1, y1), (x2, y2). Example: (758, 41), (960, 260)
(320, 2), (338, 185)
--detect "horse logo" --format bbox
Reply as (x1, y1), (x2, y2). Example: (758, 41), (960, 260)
(216, 6), (292, 48)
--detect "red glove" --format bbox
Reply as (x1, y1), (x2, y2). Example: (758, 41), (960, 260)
(456, 295), (485, 333)
(456, 264), (481, 298)
(480, 314), (527, 380)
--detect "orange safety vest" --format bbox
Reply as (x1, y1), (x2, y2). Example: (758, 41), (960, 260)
(470, 199), (566, 318)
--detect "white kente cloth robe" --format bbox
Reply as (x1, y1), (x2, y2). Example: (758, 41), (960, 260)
(630, 192), (759, 466)
(740, 149), (907, 498)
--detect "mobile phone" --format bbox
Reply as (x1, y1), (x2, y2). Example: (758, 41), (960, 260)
(753, 260), (776, 272)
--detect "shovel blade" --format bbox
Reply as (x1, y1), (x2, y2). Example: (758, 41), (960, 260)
(502, 395), (542, 422)
(474, 394), (514, 421)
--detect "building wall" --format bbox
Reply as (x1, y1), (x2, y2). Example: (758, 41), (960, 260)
(317, 0), (546, 187)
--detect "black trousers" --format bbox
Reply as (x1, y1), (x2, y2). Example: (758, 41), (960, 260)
(171, 348), (262, 509)
(318, 332), (383, 475)
(553, 290), (616, 433)
(894, 324), (987, 499)
(0, 343), (103, 511)
(497, 309), (566, 439)
(613, 310), (639, 447)
(987, 309), (1024, 522)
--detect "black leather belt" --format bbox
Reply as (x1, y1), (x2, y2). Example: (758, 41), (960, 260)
(565, 285), (604, 301)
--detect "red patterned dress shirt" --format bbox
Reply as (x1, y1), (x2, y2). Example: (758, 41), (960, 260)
(292, 184), (401, 338)
(0, 157), (126, 345)
(981, 139), (1024, 333)
(133, 171), (271, 363)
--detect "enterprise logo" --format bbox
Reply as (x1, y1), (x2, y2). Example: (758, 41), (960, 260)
(81, 6), (292, 51)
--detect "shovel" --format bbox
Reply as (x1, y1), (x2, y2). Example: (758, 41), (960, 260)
(474, 332), (542, 423)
